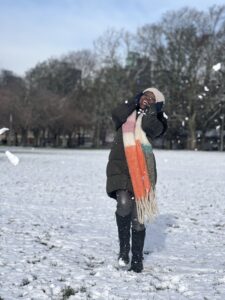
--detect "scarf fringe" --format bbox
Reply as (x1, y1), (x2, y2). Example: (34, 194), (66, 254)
(136, 188), (159, 224)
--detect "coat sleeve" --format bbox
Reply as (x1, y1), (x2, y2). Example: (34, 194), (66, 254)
(111, 98), (137, 130)
(142, 103), (168, 139)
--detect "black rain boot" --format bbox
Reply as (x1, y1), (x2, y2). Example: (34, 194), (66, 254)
(115, 212), (131, 266)
(129, 228), (146, 273)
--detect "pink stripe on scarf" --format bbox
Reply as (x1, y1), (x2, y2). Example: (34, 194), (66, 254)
(122, 111), (136, 133)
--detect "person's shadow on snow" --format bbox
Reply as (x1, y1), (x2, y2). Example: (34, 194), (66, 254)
(144, 213), (178, 255)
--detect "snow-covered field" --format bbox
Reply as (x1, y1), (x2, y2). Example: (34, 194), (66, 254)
(0, 147), (225, 300)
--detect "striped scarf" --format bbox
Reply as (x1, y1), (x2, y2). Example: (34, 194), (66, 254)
(122, 110), (158, 224)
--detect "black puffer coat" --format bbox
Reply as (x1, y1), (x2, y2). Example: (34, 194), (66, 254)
(106, 97), (167, 199)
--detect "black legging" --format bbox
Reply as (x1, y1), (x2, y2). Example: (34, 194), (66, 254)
(116, 189), (145, 231)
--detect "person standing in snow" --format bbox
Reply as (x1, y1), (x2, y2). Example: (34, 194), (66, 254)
(106, 87), (167, 273)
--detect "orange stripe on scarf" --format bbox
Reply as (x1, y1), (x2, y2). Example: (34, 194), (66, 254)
(124, 143), (151, 201)
(136, 140), (151, 196)
(124, 146), (143, 199)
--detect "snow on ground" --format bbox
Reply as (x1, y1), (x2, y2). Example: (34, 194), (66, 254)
(0, 147), (225, 300)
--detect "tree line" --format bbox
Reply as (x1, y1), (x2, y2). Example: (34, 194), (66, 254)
(0, 5), (225, 150)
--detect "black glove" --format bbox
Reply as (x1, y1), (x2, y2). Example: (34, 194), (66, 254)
(134, 92), (144, 107)
(155, 101), (164, 113)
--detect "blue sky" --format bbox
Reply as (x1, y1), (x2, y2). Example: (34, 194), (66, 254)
(0, 0), (224, 75)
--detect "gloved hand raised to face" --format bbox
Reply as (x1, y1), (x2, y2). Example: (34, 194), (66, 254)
(134, 92), (144, 106)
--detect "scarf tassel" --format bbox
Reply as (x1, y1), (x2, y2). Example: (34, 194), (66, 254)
(136, 188), (159, 224)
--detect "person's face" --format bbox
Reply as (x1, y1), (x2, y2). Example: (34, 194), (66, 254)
(139, 91), (156, 109)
